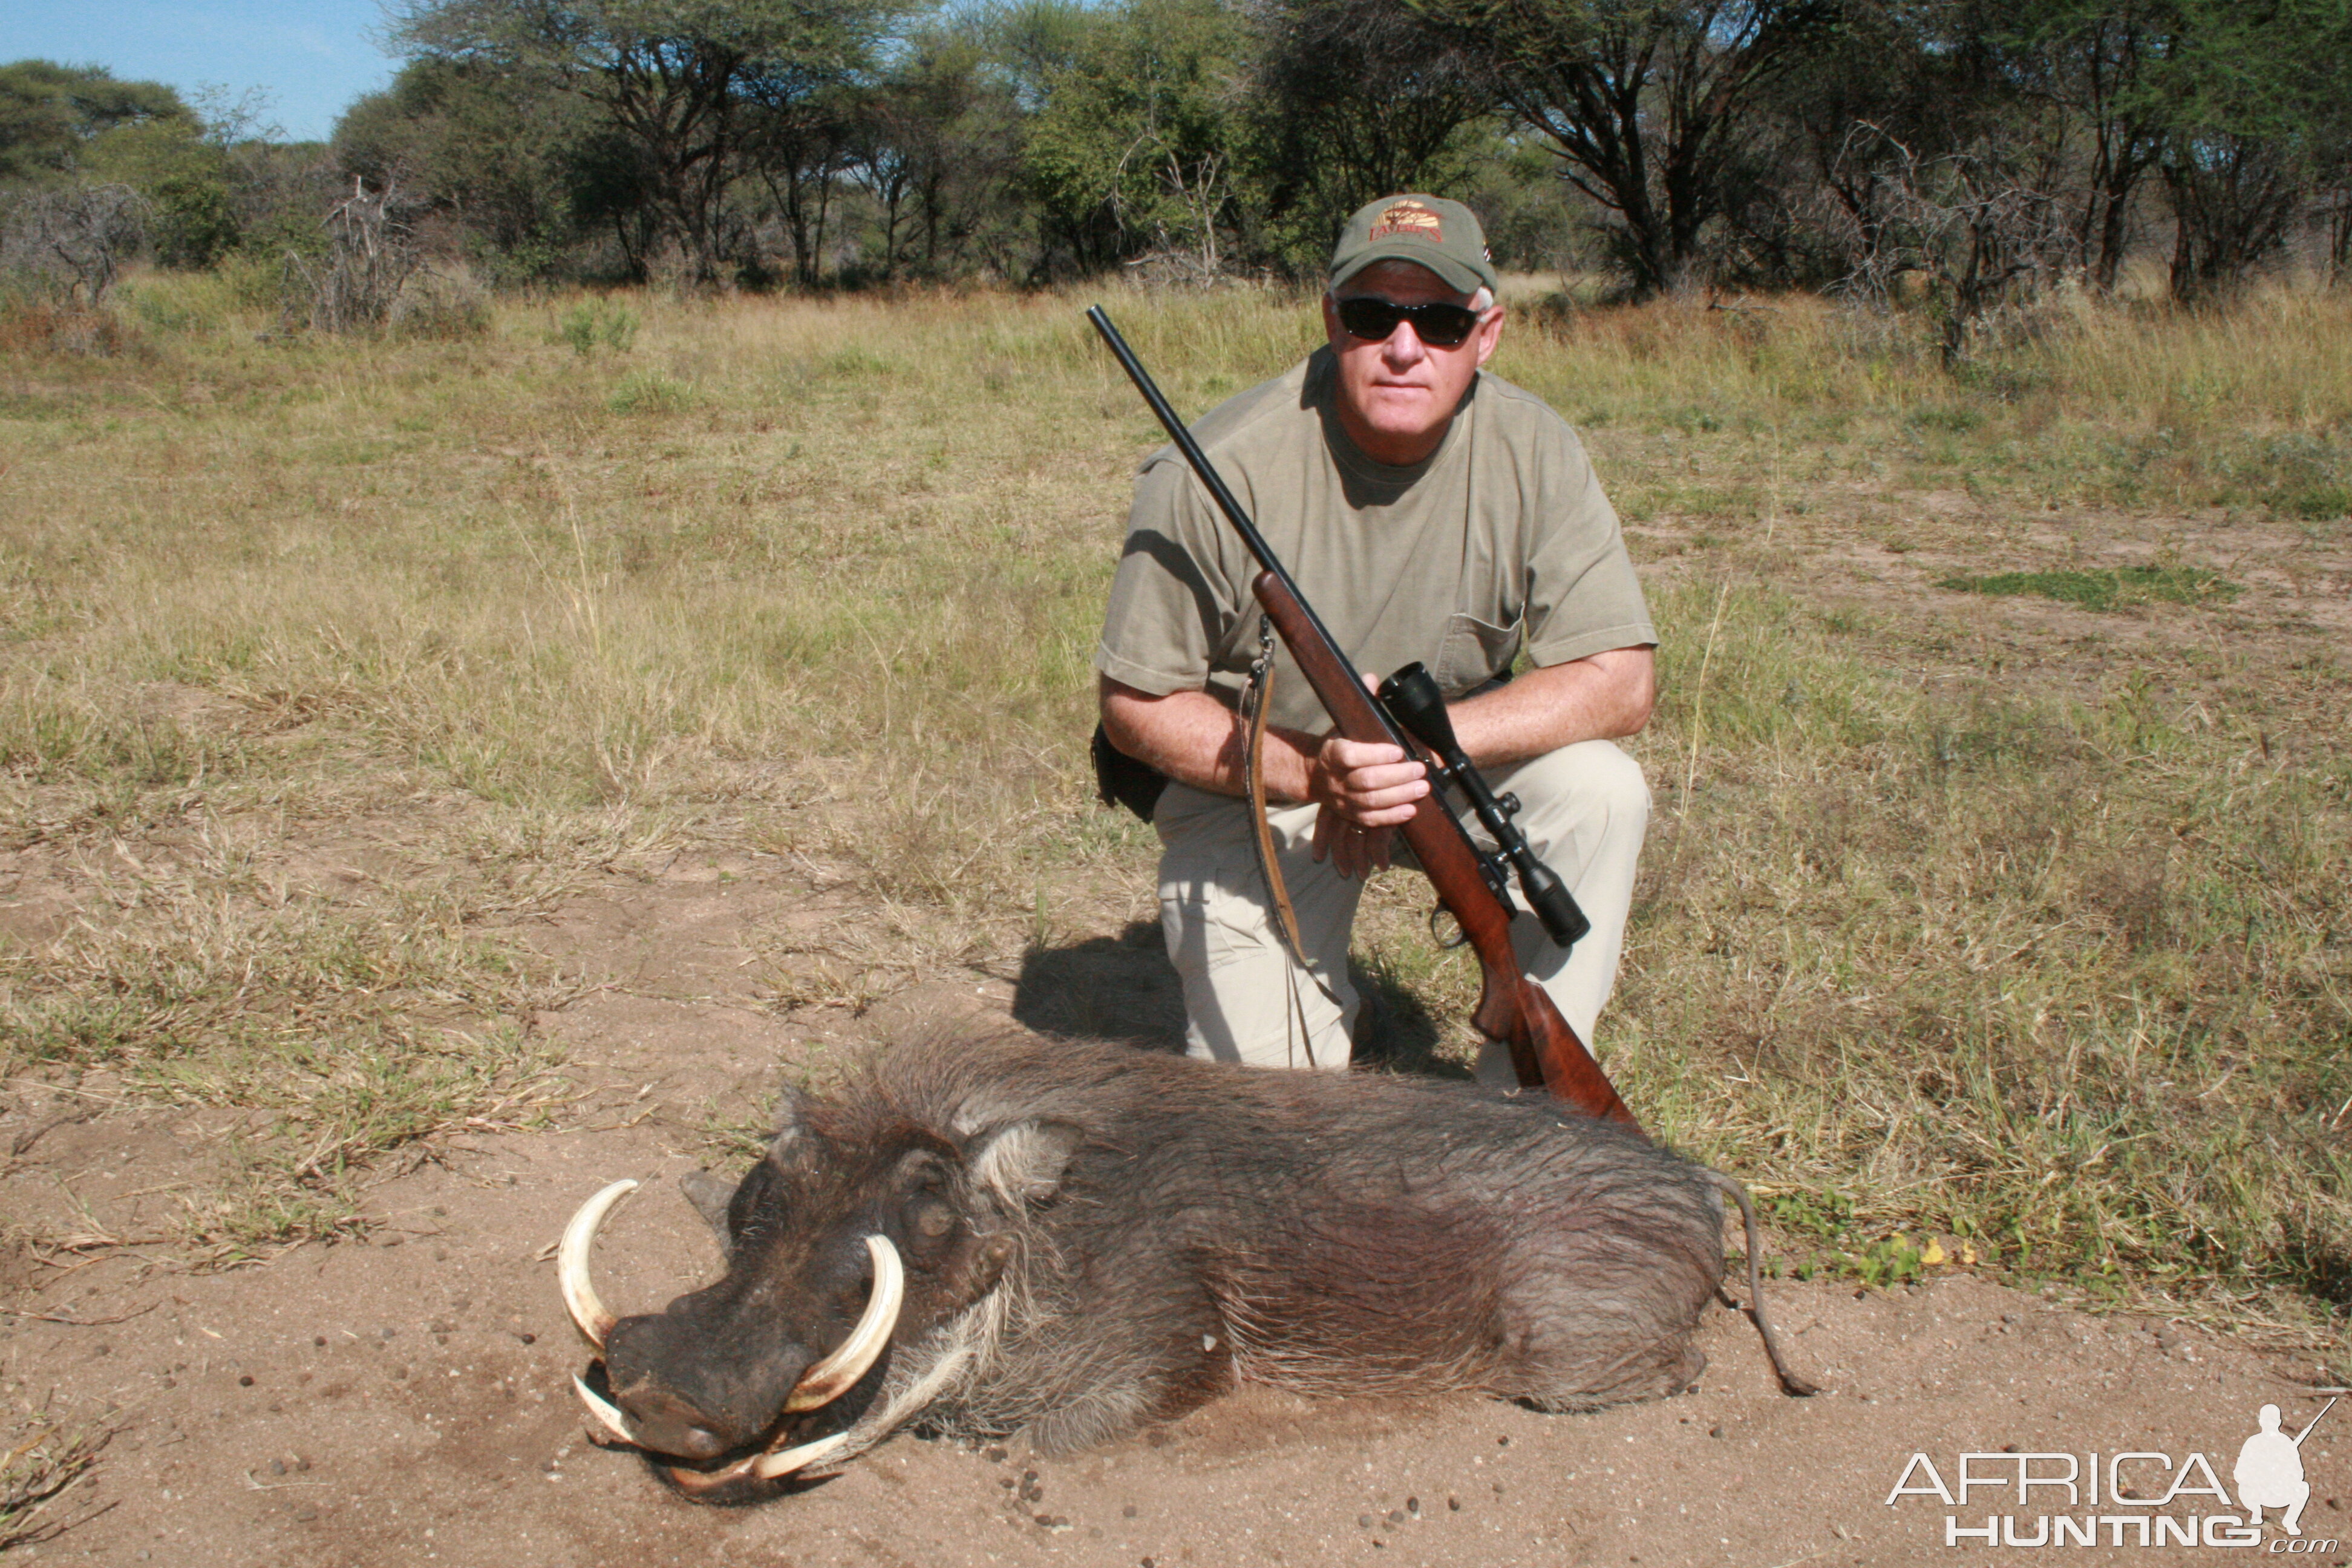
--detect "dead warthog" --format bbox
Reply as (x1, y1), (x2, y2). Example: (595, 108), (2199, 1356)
(560, 1031), (1807, 1497)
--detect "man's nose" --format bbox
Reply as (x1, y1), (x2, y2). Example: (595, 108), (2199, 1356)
(1381, 322), (1429, 365)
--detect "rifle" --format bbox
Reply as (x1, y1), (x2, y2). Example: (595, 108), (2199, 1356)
(1087, 305), (1639, 1132)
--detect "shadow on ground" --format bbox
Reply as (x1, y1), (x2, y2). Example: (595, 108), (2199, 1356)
(1012, 921), (1186, 1045)
(1010, 920), (1467, 1082)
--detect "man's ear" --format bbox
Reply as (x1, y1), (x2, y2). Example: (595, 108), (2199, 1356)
(1473, 299), (1504, 368)
(964, 1120), (1085, 1206)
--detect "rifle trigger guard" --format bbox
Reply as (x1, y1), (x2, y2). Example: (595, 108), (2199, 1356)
(1426, 904), (1469, 950)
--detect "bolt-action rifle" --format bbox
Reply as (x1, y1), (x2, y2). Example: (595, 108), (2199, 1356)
(1088, 305), (1638, 1131)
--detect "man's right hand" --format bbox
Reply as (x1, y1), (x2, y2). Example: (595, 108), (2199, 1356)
(1099, 673), (1431, 880)
(1305, 722), (1429, 880)
(1306, 733), (1429, 827)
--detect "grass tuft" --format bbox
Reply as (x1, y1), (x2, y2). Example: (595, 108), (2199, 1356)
(1937, 564), (2243, 611)
(0, 1403), (113, 1550)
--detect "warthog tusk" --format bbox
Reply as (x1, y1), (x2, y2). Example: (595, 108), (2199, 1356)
(782, 1233), (903, 1413)
(666, 1431), (855, 1494)
(558, 1178), (639, 1348)
(751, 1429), (855, 1480)
(572, 1374), (646, 1446)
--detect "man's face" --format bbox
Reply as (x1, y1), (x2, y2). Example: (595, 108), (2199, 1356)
(1321, 260), (1503, 466)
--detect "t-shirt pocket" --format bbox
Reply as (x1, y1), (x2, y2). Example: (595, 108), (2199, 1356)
(1432, 612), (1523, 694)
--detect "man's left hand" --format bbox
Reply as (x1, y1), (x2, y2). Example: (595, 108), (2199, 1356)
(1310, 811), (1397, 880)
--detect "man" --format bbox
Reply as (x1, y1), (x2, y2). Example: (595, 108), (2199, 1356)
(1094, 194), (1656, 1086)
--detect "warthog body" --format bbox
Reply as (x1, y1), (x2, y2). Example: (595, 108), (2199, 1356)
(595, 1032), (1728, 1490)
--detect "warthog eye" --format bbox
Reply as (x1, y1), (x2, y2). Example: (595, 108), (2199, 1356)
(909, 1196), (956, 1240)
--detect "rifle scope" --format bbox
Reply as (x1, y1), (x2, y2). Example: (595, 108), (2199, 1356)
(1377, 662), (1591, 952)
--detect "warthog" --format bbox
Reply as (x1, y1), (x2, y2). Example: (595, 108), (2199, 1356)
(561, 1031), (1807, 1497)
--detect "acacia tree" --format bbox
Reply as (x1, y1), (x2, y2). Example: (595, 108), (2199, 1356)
(336, 56), (606, 278)
(2001, 0), (2177, 292)
(2150, 0), (2352, 299)
(390, 0), (905, 285)
(1019, 0), (1255, 279)
(835, 28), (1025, 281)
(1246, 0), (1490, 273)
(1408, 0), (1838, 297)
(739, 45), (861, 286)
(0, 60), (192, 185)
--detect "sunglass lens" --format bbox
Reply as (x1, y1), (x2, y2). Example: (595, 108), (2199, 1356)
(1339, 298), (1404, 341)
(1338, 298), (1477, 347)
(1411, 304), (1477, 346)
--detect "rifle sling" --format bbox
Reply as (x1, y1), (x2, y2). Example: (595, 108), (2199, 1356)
(1242, 631), (1312, 979)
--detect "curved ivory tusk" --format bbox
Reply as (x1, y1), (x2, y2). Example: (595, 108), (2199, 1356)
(572, 1374), (647, 1446)
(751, 1429), (855, 1480)
(667, 1431), (854, 1494)
(558, 1178), (639, 1348)
(782, 1233), (904, 1413)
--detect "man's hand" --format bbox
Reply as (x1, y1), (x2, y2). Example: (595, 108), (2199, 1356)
(1101, 650), (1655, 883)
(1304, 676), (1428, 880)
(1310, 806), (1398, 880)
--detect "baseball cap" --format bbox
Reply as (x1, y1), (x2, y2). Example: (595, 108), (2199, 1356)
(1328, 194), (1498, 299)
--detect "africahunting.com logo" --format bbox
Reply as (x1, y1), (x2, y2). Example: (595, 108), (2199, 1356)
(1886, 1398), (2339, 1551)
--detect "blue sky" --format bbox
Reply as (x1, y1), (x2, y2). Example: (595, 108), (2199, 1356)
(6, 1), (401, 142)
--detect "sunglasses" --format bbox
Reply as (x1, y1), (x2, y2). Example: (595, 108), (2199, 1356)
(1335, 296), (1485, 348)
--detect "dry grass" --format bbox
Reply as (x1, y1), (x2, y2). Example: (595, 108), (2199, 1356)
(1, 272), (2345, 1341)
(0, 1402), (112, 1550)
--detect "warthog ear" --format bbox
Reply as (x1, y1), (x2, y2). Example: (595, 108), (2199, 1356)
(768, 1084), (815, 1169)
(964, 1120), (1085, 1207)
(678, 1169), (734, 1240)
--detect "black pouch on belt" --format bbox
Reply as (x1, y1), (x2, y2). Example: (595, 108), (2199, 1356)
(1091, 723), (1168, 822)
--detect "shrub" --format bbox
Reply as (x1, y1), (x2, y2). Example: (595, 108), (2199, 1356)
(607, 368), (691, 413)
(392, 270), (491, 341)
(557, 298), (638, 356)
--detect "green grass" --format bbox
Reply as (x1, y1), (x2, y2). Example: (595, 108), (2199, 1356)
(0, 273), (2345, 1342)
(1937, 564), (2244, 611)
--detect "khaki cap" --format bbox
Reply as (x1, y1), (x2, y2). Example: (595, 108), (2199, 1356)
(1328, 194), (1497, 298)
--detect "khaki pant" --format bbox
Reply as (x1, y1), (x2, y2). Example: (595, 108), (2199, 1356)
(1153, 739), (1648, 1088)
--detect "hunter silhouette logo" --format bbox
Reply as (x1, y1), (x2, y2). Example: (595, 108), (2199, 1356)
(1370, 200), (1444, 244)
(2238, 1398), (2334, 1535)
(1884, 1394), (2340, 1549)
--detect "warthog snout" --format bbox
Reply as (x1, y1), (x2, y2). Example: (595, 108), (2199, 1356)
(603, 1297), (814, 1459)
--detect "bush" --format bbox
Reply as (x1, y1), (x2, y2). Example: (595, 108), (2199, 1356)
(607, 368), (691, 413)
(0, 294), (138, 356)
(556, 298), (638, 356)
(120, 269), (243, 332)
(392, 269), (492, 340)
(213, 250), (296, 314)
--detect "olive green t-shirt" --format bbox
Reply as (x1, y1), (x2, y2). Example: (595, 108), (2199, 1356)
(1095, 347), (1654, 734)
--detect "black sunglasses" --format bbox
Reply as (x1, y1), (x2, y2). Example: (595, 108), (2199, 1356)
(1335, 296), (1484, 348)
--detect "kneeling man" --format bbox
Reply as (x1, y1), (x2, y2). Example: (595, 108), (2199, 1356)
(1095, 194), (1656, 1086)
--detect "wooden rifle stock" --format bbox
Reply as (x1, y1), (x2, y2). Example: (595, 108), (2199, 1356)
(1251, 576), (1638, 1130)
(1082, 302), (1636, 1131)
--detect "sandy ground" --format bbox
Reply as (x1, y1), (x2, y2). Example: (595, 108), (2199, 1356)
(2, 846), (2345, 1568)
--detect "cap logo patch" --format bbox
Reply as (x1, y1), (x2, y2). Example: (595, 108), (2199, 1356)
(1368, 200), (1443, 244)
